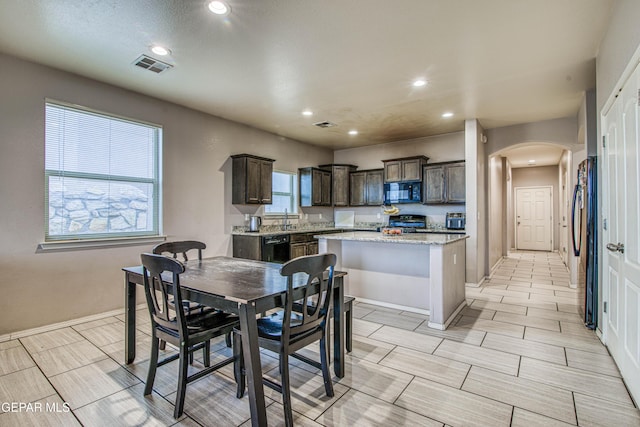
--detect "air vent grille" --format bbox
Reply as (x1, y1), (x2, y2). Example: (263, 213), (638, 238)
(133, 54), (173, 74)
(313, 121), (337, 128)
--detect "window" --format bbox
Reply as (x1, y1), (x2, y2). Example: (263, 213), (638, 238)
(264, 171), (298, 215)
(45, 101), (161, 241)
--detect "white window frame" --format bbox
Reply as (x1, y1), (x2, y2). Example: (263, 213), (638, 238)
(264, 170), (299, 216)
(43, 100), (162, 245)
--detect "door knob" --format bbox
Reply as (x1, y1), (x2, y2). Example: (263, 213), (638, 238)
(606, 242), (625, 254)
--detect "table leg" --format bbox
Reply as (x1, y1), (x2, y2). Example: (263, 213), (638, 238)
(332, 275), (345, 378)
(125, 274), (136, 364)
(239, 302), (268, 426)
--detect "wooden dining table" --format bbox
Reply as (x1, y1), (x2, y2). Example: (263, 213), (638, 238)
(122, 256), (346, 426)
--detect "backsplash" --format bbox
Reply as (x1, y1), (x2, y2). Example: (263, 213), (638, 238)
(232, 221), (384, 233)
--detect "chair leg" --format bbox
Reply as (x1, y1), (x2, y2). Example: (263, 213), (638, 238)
(319, 335), (334, 398)
(280, 352), (294, 427)
(203, 340), (211, 367)
(233, 331), (245, 398)
(346, 302), (353, 353)
(159, 339), (166, 351)
(144, 336), (160, 395)
(174, 343), (189, 419)
(225, 331), (232, 348)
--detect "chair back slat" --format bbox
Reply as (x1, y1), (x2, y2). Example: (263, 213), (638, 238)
(141, 253), (189, 335)
(152, 241), (206, 263)
(279, 253), (336, 341)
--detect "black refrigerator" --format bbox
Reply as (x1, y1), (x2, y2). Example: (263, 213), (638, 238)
(571, 156), (597, 329)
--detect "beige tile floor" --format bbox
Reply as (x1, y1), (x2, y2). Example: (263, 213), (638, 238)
(1, 251), (639, 426)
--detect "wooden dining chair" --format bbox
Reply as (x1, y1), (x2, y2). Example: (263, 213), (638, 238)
(233, 253), (337, 427)
(153, 241), (232, 350)
(141, 253), (240, 419)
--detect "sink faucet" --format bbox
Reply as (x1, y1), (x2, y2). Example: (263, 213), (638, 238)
(283, 208), (289, 231)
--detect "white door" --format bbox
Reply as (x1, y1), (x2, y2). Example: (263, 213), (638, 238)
(602, 61), (640, 402)
(515, 186), (552, 251)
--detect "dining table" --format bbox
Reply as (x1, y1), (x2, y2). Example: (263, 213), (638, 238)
(122, 256), (346, 426)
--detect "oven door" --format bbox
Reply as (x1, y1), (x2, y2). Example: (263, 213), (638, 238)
(261, 235), (290, 263)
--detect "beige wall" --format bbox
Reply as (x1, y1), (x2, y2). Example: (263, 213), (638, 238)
(488, 156), (504, 271)
(511, 165), (560, 251)
(0, 53), (333, 335)
(465, 119), (487, 284)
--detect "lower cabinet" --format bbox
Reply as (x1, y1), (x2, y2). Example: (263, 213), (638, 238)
(289, 233), (319, 259)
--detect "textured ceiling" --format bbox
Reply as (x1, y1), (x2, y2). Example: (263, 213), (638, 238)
(0, 0), (613, 150)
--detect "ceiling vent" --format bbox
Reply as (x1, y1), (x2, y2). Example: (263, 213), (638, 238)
(133, 54), (173, 74)
(313, 121), (337, 128)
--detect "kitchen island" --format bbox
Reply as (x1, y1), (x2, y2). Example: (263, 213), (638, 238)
(316, 231), (468, 330)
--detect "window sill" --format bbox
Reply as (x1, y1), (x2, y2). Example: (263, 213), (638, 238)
(38, 235), (166, 252)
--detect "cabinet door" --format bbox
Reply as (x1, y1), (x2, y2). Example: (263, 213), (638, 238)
(321, 170), (332, 205)
(306, 241), (319, 255)
(384, 161), (402, 183)
(424, 166), (445, 204)
(259, 160), (273, 204)
(445, 163), (466, 203)
(332, 166), (350, 206)
(349, 172), (366, 206)
(366, 170), (384, 205)
(246, 157), (262, 203)
(402, 159), (422, 181)
(290, 243), (307, 260)
(311, 169), (323, 205)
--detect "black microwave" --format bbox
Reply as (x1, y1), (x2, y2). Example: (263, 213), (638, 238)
(384, 181), (422, 204)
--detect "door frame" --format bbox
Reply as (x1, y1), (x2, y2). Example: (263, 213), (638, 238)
(514, 185), (553, 251)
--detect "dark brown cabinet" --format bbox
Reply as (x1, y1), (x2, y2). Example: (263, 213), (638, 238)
(319, 164), (357, 207)
(382, 156), (429, 183)
(423, 161), (466, 204)
(350, 169), (384, 206)
(289, 233), (319, 259)
(299, 167), (332, 206)
(231, 154), (274, 204)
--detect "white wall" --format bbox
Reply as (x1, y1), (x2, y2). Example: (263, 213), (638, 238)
(0, 53), (333, 334)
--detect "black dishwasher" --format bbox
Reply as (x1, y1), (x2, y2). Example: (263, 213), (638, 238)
(261, 234), (290, 263)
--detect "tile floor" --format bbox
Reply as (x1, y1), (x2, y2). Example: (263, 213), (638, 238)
(1, 251), (639, 426)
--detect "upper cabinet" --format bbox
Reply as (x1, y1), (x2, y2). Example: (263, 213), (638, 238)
(350, 169), (384, 206)
(319, 164), (357, 207)
(423, 161), (466, 204)
(382, 156), (429, 183)
(231, 154), (274, 205)
(299, 167), (332, 206)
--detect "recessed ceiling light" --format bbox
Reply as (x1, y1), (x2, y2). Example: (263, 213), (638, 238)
(413, 79), (427, 87)
(208, 1), (230, 15)
(442, 112), (454, 118)
(302, 110), (313, 116)
(348, 130), (358, 136)
(150, 45), (171, 56)
(528, 159), (536, 164)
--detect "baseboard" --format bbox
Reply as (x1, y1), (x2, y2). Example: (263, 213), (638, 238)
(1, 303), (147, 342)
(354, 297), (430, 316)
(427, 300), (466, 330)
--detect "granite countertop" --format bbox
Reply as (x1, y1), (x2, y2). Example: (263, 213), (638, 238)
(231, 226), (378, 237)
(315, 231), (469, 245)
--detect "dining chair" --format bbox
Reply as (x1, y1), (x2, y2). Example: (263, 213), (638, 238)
(233, 253), (337, 427)
(153, 241), (232, 350)
(141, 253), (240, 419)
